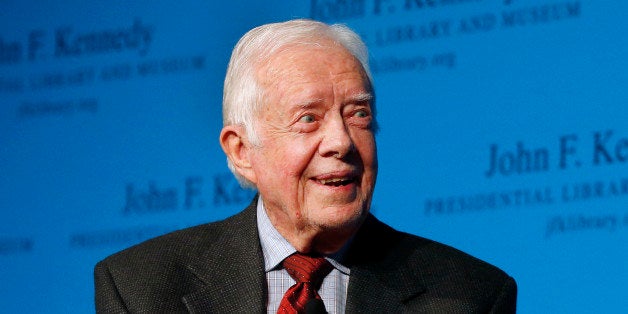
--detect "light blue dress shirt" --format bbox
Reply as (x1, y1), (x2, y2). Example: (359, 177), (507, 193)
(256, 197), (350, 314)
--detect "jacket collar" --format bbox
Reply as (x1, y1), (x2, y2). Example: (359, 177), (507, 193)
(181, 198), (266, 313)
(345, 214), (427, 312)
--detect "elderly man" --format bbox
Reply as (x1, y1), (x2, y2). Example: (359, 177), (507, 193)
(95, 19), (517, 313)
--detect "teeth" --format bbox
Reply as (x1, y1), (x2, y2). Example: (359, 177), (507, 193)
(318, 178), (350, 185)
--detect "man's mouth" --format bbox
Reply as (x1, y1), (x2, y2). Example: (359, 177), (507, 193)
(316, 177), (356, 187)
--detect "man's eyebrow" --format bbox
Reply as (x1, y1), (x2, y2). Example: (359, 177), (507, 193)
(346, 92), (373, 103)
(289, 99), (324, 112)
(296, 98), (324, 107)
(292, 92), (373, 109)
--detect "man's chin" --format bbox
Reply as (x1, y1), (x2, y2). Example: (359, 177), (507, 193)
(314, 206), (368, 231)
(310, 214), (367, 254)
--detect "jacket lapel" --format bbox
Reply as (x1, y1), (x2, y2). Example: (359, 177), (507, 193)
(181, 199), (267, 313)
(175, 202), (427, 313)
(345, 215), (427, 313)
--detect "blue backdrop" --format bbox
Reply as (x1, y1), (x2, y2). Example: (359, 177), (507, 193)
(1, 1), (626, 313)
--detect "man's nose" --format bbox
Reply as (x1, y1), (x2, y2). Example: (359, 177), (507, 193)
(318, 115), (354, 159)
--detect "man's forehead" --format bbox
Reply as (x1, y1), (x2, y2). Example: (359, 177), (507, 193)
(263, 51), (367, 86)
(254, 41), (372, 113)
(259, 42), (364, 78)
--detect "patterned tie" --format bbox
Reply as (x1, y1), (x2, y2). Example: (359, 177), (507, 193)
(277, 253), (333, 314)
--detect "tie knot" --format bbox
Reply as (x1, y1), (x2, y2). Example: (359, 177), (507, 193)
(282, 253), (333, 285)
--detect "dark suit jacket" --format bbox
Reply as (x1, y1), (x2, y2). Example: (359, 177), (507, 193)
(95, 199), (517, 313)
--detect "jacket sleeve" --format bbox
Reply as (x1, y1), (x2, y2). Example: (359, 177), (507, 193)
(94, 261), (130, 314)
(490, 276), (517, 314)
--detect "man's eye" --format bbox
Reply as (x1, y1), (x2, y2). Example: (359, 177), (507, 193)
(299, 114), (316, 123)
(354, 110), (369, 118)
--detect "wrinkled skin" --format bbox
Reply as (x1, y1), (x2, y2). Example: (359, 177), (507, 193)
(221, 41), (377, 254)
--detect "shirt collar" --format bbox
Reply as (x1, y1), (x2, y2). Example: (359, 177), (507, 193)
(257, 196), (295, 272)
(256, 196), (350, 275)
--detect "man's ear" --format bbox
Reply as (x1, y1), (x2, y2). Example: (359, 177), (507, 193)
(219, 125), (257, 184)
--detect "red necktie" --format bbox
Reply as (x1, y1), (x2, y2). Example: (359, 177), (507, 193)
(277, 253), (333, 314)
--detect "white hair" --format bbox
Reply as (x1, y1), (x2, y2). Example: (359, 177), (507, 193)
(222, 19), (375, 188)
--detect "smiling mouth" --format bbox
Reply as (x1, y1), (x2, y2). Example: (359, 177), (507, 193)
(317, 177), (356, 187)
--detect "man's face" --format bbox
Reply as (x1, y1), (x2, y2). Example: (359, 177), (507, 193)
(249, 42), (378, 243)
